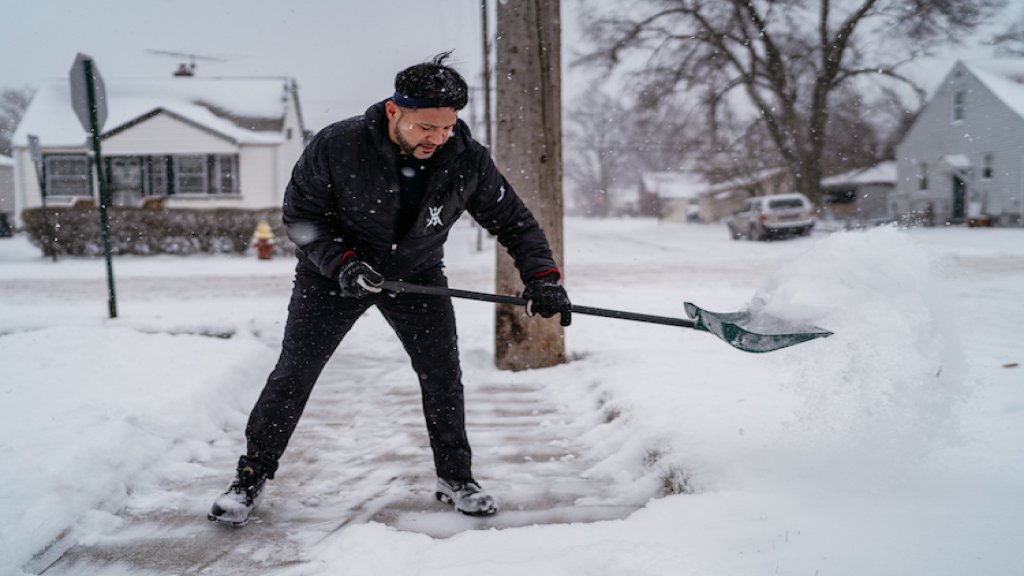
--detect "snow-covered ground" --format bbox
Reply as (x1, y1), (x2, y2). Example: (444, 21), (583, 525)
(1, 218), (1022, 575)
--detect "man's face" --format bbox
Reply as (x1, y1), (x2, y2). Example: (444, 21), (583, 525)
(386, 101), (457, 160)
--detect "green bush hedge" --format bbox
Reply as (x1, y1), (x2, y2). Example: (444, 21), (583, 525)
(21, 207), (295, 257)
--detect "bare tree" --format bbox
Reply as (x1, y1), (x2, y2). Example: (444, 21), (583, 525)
(0, 86), (34, 156)
(625, 100), (695, 173)
(694, 117), (784, 186)
(820, 85), (898, 172)
(578, 0), (1006, 202)
(564, 91), (631, 216)
(565, 90), (695, 216)
(988, 8), (1024, 56)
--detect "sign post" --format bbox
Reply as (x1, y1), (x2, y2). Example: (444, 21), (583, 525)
(69, 53), (117, 319)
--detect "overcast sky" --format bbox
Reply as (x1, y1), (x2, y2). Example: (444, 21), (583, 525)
(0, 0), (1005, 133)
(0, 0), (514, 131)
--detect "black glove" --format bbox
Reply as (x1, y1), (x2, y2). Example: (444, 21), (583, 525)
(522, 278), (572, 326)
(337, 259), (383, 298)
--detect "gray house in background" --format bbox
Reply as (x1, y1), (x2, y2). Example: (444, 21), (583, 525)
(895, 59), (1024, 226)
(819, 161), (895, 228)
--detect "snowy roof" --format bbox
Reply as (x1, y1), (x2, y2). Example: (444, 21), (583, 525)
(820, 161), (896, 187)
(705, 167), (788, 194)
(0, 154), (14, 167)
(12, 77), (293, 148)
(941, 154), (971, 169)
(640, 171), (707, 200)
(962, 59), (1024, 120)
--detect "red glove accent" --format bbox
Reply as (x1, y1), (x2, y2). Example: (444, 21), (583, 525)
(532, 268), (561, 282)
(332, 250), (358, 278)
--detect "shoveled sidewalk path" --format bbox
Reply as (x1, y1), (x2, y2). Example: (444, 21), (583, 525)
(34, 332), (640, 575)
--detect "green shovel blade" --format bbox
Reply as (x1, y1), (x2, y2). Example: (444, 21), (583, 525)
(684, 302), (833, 353)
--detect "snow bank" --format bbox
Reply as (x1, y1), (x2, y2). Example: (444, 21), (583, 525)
(2, 220), (1021, 576)
(542, 226), (970, 500)
(0, 325), (273, 575)
(754, 228), (968, 471)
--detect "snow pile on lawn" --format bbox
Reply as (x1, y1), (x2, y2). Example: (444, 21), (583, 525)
(0, 326), (273, 575)
(555, 226), (968, 502)
(757, 227), (968, 456)
(1, 221), (1021, 576)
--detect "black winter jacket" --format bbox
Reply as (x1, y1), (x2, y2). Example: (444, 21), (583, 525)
(283, 101), (560, 284)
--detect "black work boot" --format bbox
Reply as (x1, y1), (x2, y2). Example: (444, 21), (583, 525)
(435, 477), (497, 516)
(208, 466), (267, 526)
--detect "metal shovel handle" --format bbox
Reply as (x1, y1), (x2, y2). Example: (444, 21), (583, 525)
(380, 280), (696, 328)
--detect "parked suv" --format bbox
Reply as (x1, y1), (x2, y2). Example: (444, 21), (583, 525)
(727, 193), (816, 241)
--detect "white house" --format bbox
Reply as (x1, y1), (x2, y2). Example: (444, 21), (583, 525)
(0, 154), (13, 235)
(819, 161), (896, 227)
(895, 59), (1024, 226)
(10, 76), (308, 228)
(639, 171), (707, 221)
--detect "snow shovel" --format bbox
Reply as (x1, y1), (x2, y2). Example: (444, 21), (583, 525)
(379, 280), (832, 353)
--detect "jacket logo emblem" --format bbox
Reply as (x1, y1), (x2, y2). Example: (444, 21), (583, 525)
(426, 205), (444, 228)
(497, 185), (506, 203)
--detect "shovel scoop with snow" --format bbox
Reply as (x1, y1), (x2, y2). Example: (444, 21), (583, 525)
(381, 281), (832, 354)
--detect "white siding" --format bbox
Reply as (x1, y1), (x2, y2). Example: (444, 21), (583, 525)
(0, 164), (13, 216)
(240, 146), (278, 208)
(103, 112), (239, 156)
(12, 150), (42, 227)
(276, 96), (306, 203)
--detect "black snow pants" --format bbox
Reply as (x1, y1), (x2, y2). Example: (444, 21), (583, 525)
(239, 264), (472, 481)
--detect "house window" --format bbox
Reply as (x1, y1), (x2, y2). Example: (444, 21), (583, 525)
(952, 90), (965, 122)
(982, 153), (993, 179)
(43, 154), (92, 197)
(917, 162), (928, 191)
(174, 155), (208, 194)
(166, 154), (239, 196)
(147, 156), (170, 196)
(213, 155), (239, 194)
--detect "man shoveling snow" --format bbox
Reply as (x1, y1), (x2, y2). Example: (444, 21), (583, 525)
(209, 52), (571, 526)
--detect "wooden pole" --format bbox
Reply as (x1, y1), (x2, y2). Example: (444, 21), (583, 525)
(493, 0), (564, 370)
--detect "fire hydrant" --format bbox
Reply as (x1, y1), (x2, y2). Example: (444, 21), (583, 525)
(253, 220), (274, 260)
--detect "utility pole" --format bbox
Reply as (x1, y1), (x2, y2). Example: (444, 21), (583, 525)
(476, 0), (493, 253)
(493, 0), (565, 371)
(480, 0), (493, 151)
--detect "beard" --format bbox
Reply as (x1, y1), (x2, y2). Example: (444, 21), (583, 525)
(392, 123), (420, 156)
(391, 111), (441, 158)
